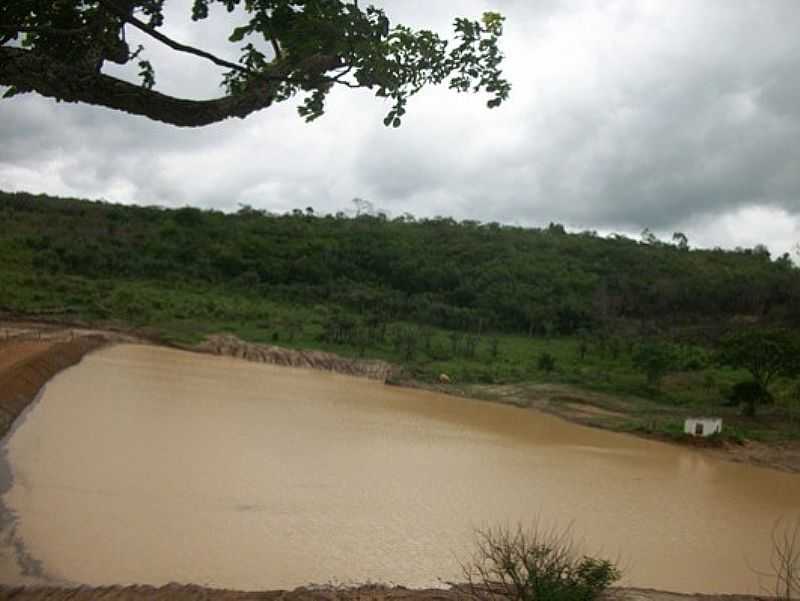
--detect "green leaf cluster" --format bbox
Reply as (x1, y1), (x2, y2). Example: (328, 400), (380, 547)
(190, 0), (512, 123)
(719, 329), (800, 390)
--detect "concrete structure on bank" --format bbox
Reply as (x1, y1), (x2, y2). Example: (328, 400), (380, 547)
(684, 417), (723, 437)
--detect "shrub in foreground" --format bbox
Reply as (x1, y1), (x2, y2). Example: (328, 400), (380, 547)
(462, 523), (620, 601)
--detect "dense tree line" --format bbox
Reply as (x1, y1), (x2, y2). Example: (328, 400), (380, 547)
(2, 190), (799, 338)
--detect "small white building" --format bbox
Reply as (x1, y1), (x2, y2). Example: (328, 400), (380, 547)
(684, 417), (723, 437)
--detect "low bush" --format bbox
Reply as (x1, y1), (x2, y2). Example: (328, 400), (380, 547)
(461, 523), (620, 601)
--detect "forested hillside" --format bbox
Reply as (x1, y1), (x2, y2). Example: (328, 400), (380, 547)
(1, 190), (798, 339)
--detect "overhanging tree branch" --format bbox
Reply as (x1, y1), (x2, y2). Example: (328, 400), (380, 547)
(0, 46), (276, 126)
(0, 1), (511, 127)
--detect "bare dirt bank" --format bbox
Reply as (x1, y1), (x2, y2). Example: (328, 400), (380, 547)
(0, 336), (108, 438)
(194, 334), (397, 381)
(0, 584), (771, 601)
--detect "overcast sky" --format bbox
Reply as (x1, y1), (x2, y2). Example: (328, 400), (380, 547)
(2, 1), (799, 258)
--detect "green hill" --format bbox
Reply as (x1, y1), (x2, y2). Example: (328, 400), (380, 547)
(2, 190), (798, 340)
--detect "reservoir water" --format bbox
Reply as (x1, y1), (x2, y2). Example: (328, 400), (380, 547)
(1, 344), (798, 593)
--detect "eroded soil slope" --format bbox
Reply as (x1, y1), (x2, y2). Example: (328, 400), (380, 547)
(0, 336), (108, 437)
(196, 334), (397, 381)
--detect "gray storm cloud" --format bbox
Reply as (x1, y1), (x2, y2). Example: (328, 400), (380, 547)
(1, 0), (799, 255)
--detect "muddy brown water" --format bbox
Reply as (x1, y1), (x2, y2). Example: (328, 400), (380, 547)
(0, 345), (798, 594)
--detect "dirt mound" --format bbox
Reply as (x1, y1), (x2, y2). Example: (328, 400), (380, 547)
(196, 334), (397, 381)
(0, 336), (107, 438)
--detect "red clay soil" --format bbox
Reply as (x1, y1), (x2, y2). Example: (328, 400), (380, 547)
(0, 343), (51, 373)
(0, 336), (107, 438)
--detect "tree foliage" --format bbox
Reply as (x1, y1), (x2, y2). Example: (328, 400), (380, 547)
(633, 342), (676, 388)
(3, 191), (800, 338)
(730, 380), (772, 417)
(719, 329), (800, 391)
(719, 329), (800, 416)
(0, 1), (511, 126)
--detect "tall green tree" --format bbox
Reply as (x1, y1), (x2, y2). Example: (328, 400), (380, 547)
(720, 329), (800, 391)
(719, 329), (800, 416)
(0, 1), (511, 126)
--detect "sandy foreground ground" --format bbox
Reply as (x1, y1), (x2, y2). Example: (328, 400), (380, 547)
(0, 583), (774, 601)
(0, 321), (789, 600)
